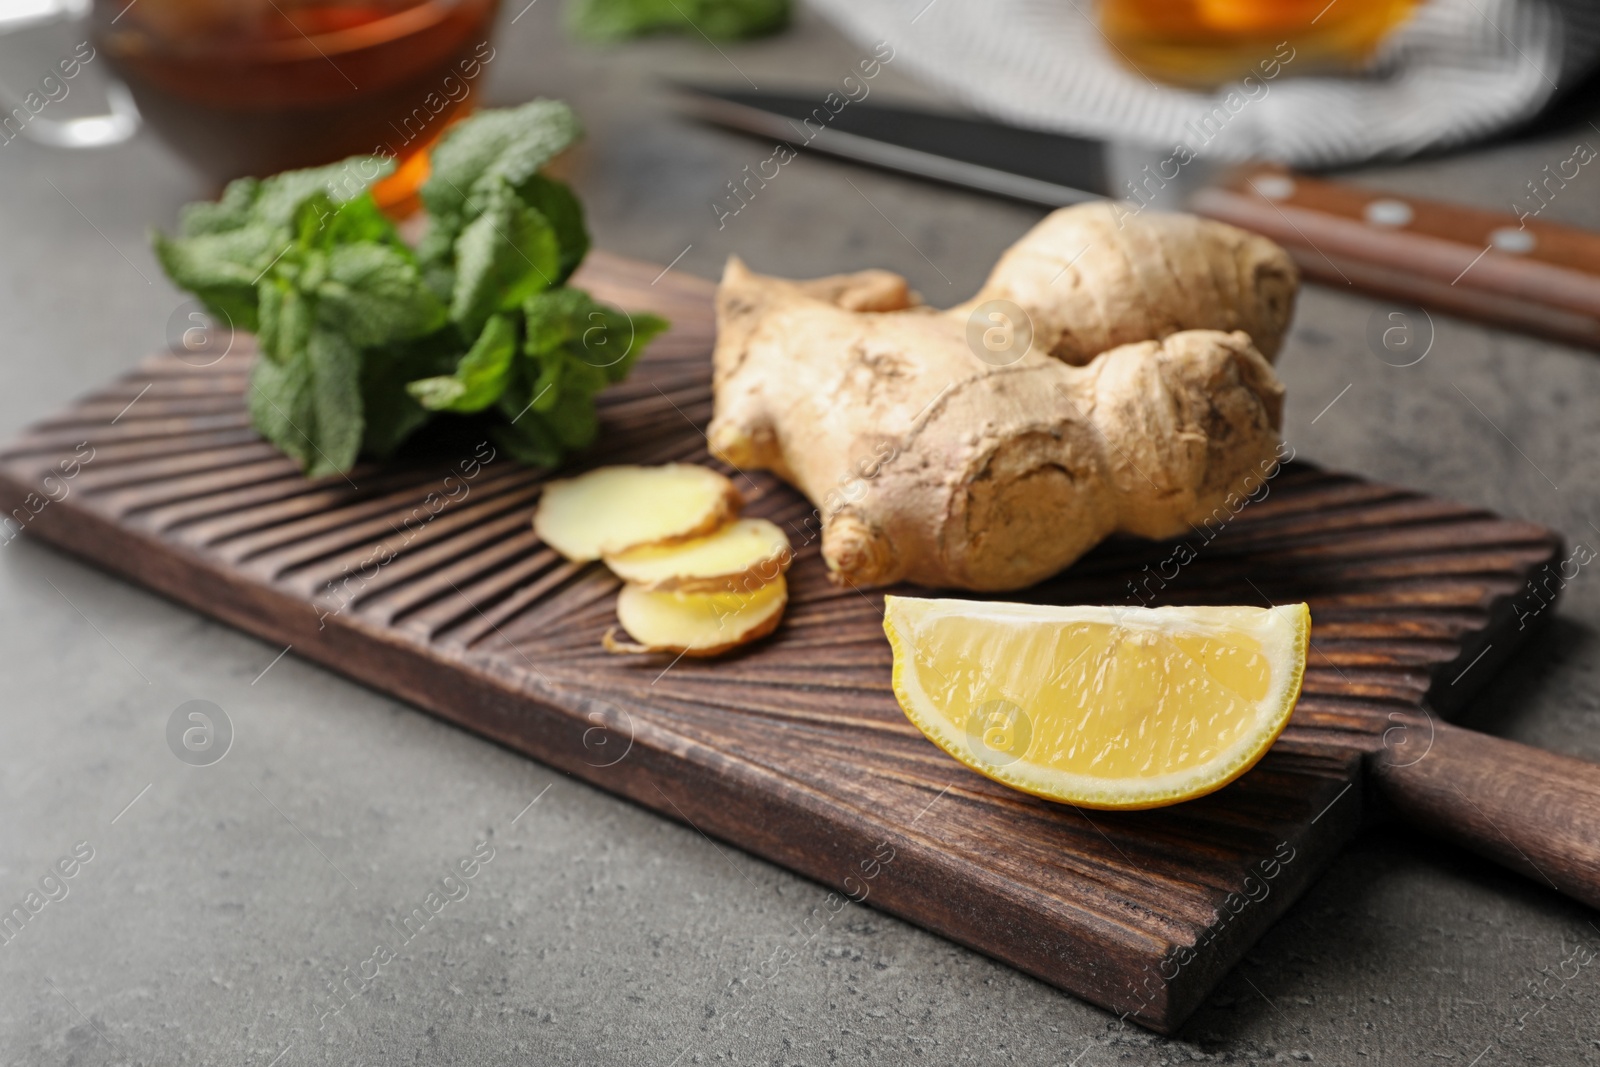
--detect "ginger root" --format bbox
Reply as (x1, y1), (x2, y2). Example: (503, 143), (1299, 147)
(955, 203), (1299, 364)
(707, 203), (1296, 592)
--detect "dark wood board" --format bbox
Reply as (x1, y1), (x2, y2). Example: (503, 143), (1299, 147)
(0, 252), (1563, 1032)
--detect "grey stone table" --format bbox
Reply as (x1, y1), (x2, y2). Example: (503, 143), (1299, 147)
(3, 3), (1599, 1064)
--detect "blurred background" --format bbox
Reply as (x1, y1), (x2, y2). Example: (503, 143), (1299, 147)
(2, 0), (1600, 1063)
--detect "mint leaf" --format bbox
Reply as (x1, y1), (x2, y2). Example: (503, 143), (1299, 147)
(525, 286), (667, 384)
(416, 175), (585, 306)
(177, 177), (266, 237)
(539, 378), (602, 450)
(257, 281), (314, 366)
(247, 345), (317, 472)
(152, 227), (277, 333)
(314, 193), (405, 249)
(517, 174), (589, 285)
(417, 102), (584, 316)
(420, 100), (581, 230)
(450, 183), (560, 334)
(178, 158), (391, 241)
(567, 0), (788, 41)
(416, 225), (458, 305)
(160, 163), (403, 362)
(153, 226), (279, 288)
(246, 326), (364, 478)
(406, 313), (518, 413)
(306, 328), (364, 477)
(517, 288), (669, 452)
(250, 160), (394, 232)
(318, 243), (446, 349)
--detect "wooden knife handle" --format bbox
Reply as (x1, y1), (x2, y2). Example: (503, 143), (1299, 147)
(1190, 164), (1600, 349)
(1369, 716), (1600, 908)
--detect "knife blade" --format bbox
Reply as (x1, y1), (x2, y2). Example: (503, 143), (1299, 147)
(677, 85), (1600, 351)
(676, 86), (1199, 208)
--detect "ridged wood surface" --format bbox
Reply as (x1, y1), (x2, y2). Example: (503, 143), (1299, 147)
(0, 252), (1563, 1031)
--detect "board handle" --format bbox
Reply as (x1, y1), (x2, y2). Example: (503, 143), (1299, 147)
(1370, 716), (1600, 908)
(1190, 164), (1600, 350)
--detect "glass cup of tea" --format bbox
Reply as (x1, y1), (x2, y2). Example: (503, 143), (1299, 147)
(1098, 0), (1420, 87)
(90, 0), (503, 208)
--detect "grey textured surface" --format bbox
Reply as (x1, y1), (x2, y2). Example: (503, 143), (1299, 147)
(2, 3), (1600, 1064)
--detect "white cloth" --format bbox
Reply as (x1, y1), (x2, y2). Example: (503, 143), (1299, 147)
(805, 0), (1600, 167)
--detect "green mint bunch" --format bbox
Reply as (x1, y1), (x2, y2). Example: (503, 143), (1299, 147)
(567, 0), (789, 42)
(153, 100), (667, 478)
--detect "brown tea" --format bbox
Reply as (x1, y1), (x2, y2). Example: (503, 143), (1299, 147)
(1098, 0), (1419, 87)
(94, 0), (501, 205)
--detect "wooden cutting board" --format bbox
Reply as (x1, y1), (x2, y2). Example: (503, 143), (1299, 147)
(0, 253), (1562, 1032)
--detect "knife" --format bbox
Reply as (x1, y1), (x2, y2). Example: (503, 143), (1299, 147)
(677, 85), (1600, 350)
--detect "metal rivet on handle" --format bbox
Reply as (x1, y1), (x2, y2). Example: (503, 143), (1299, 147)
(1251, 175), (1296, 200)
(1364, 199), (1414, 227)
(1490, 227), (1536, 254)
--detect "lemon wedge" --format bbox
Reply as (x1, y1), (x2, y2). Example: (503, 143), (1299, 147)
(883, 597), (1310, 810)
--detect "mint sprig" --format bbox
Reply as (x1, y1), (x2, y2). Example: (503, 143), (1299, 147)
(153, 100), (665, 479)
(567, 0), (789, 41)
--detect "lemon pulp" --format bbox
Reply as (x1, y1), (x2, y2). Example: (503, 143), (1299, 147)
(884, 598), (1310, 810)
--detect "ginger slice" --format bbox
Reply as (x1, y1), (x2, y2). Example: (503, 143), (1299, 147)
(534, 464), (741, 562)
(605, 577), (787, 657)
(604, 517), (792, 594)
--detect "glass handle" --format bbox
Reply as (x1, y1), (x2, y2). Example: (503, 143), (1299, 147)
(14, 79), (139, 147)
(0, 0), (140, 149)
